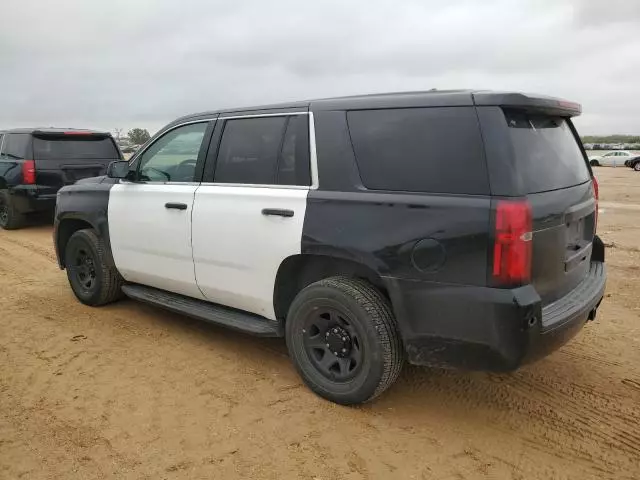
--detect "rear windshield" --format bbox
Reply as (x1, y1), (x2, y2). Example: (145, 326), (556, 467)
(504, 110), (590, 193)
(33, 136), (119, 160)
(347, 107), (489, 195)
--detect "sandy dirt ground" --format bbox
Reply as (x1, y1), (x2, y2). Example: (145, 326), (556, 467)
(1, 168), (639, 480)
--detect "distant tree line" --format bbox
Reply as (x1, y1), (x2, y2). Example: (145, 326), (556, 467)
(581, 135), (640, 144)
(127, 128), (151, 145)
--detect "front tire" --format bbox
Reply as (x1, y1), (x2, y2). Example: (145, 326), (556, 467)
(65, 229), (123, 306)
(634, 162), (640, 172)
(286, 277), (403, 405)
(0, 190), (25, 230)
(590, 160), (600, 167)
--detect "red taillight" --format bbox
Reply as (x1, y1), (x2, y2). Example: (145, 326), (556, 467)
(592, 176), (599, 231)
(22, 160), (36, 185)
(493, 200), (532, 285)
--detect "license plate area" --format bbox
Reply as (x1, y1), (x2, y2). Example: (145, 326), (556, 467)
(566, 217), (585, 251)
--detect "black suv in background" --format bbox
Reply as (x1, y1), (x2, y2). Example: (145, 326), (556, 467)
(54, 90), (606, 404)
(0, 128), (121, 229)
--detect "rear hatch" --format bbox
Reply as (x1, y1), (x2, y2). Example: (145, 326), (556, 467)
(477, 98), (596, 306)
(33, 131), (121, 195)
(504, 109), (595, 305)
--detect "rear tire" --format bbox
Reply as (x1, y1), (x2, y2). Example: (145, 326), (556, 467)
(634, 162), (640, 172)
(0, 190), (26, 230)
(285, 277), (403, 405)
(65, 229), (123, 306)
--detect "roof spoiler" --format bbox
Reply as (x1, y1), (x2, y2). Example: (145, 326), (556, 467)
(472, 92), (582, 117)
(32, 130), (110, 138)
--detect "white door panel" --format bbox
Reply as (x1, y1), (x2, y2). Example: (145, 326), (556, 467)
(192, 186), (308, 319)
(109, 183), (204, 299)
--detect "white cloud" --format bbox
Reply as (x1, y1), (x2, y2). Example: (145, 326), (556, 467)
(1, 0), (638, 135)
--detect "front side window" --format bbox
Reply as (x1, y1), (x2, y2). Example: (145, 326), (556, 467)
(138, 123), (207, 182)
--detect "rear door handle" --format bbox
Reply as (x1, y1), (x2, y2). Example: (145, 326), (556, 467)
(262, 208), (294, 218)
(165, 202), (188, 210)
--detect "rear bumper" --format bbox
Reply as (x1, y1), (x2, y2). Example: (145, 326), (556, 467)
(387, 261), (606, 371)
(9, 185), (56, 213)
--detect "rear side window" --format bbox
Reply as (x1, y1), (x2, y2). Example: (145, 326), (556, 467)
(347, 107), (489, 194)
(214, 115), (310, 186)
(1, 133), (31, 160)
(504, 110), (590, 193)
(276, 116), (310, 186)
(33, 136), (120, 160)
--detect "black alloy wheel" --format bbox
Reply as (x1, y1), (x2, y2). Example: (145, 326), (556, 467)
(286, 277), (403, 405)
(0, 196), (8, 227)
(0, 190), (25, 230)
(302, 307), (364, 382)
(69, 245), (98, 293)
(64, 229), (123, 306)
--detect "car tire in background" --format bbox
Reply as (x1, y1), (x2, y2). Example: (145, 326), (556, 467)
(65, 229), (124, 306)
(0, 190), (25, 230)
(590, 160), (600, 167)
(285, 276), (404, 405)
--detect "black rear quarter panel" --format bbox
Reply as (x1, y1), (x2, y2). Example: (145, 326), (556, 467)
(304, 110), (492, 339)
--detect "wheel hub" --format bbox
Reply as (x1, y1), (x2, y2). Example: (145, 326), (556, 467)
(0, 202), (8, 225)
(74, 250), (96, 289)
(325, 325), (351, 358)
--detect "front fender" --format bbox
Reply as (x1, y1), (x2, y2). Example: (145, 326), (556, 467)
(54, 183), (115, 268)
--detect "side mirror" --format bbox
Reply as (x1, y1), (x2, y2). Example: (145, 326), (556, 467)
(107, 161), (132, 179)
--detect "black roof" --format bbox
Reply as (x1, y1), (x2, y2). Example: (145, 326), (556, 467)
(173, 89), (581, 126)
(0, 127), (110, 135)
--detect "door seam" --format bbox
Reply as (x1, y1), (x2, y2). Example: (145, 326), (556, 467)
(190, 184), (208, 299)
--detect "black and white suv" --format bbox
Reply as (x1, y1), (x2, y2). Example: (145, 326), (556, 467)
(54, 90), (606, 404)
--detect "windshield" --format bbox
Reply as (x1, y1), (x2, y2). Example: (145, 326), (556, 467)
(504, 110), (590, 193)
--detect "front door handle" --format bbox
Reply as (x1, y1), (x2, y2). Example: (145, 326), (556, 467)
(262, 208), (294, 218)
(165, 202), (188, 210)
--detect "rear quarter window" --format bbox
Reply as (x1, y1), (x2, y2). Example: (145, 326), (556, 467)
(504, 110), (590, 193)
(1, 133), (31, 160)
(347, 107), (489, 195)
(33, 136), (120, 160)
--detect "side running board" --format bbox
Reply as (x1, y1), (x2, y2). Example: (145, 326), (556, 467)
(121, 284), (283, 337)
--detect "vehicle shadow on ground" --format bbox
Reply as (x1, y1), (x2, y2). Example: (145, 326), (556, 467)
(22, 211), (55, 228)
(112, 297), (595, 417)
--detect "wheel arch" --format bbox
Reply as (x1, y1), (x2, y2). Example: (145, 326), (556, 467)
(273, 252), (389, 321)
(56, 214), (115, 269)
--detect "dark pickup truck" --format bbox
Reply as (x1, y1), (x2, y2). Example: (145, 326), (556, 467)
(0, 128), (122, 229)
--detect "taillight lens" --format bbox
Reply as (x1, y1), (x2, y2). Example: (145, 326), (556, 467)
(592, 176), (599, 231)
(22, 160), (36, 184)
(493, 200), (532, 285)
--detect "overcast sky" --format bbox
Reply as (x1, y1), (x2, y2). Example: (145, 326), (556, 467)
(1, 0), (639, 136)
